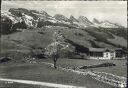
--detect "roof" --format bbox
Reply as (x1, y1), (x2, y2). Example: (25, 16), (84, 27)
(115, 48), (123, 51)
(89, 48), (106, 52)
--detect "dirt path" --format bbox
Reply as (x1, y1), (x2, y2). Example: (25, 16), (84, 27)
(0, 78), (85, 88)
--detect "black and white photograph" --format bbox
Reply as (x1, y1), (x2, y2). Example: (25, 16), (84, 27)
(0, 0), (127, 88)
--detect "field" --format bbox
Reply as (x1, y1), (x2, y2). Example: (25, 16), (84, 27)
(0, 62), (115, 88)
(41, 58), (127, 77)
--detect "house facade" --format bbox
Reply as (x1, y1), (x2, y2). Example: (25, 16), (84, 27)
(103, 50), (115, 59)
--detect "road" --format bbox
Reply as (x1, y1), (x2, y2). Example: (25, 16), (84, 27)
(0, 78), (85, 88)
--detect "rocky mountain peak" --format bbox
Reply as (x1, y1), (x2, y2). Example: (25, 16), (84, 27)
(40, 10), (51, 17)
(9, 8), (23, 17)
(93, 18), (101, 24)
(2, 8), (125, 30)
(78, 16), (93, 26)
(54, 14), (70, 22)
(78, 16), (88, 20)
(99, 20), (123, 28)
(70, 15), (78, 22)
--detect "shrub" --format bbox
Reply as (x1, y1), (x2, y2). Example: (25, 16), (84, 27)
(80, 62), (116, 69)
(0, 57), (11, 63)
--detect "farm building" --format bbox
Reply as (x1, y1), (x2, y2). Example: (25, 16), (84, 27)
(88, 48), (126, 60)
(115, 48), (127, 59)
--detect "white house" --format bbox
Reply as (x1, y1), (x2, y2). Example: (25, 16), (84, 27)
(103, 49), (115, 59)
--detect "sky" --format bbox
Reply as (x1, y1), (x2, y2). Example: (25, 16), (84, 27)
(1, 1), (127, 27)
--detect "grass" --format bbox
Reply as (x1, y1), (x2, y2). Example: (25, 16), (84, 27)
(2, 26), (126, 53)
(0, 28), (53, 51)
(40, 59), (127, 77)
(0, 63), (114, 88)
(1, 26), (127, 57)
(84, 28), (127, 48)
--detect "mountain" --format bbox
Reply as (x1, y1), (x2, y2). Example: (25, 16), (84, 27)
(30, 10), (53, 21)
(70, 15), (79, 23)
(2, 8), (125, 31)
(1, 12), (14, 34)
(54, 14), (71, 24)
(93, 18), (101, 24)
(39, 10), (51, 17)
(93, 18), (124, 28)
(2, 10), (37, 31)
(1, 8), (127, 55)
(78, 16), (93, 27)
(2, 8), (57, 31)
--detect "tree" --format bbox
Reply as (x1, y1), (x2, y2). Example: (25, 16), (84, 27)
(44, 30), (69, 68)
(1, 16), (13, 34)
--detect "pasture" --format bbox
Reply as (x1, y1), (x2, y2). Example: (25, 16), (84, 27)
(40, 58), (127, 77)
(0, 61), (114, 88)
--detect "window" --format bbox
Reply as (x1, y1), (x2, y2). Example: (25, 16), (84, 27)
(106, 53), (108, 57)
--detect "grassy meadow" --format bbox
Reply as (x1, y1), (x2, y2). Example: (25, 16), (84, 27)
(0, 62), (115, 88)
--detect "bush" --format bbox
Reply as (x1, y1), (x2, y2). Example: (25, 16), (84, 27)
(1, 16), (13, 34)
(0, 57), (11, 63)
(33, 54), (46, 59)
(80, 62), (116, 69)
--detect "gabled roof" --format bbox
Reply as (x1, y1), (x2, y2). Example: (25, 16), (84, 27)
(105, 49), (111, 52)
(89, 48), (125, 52)
(89, 48), (106, 52)
(115, 48), (123, 51)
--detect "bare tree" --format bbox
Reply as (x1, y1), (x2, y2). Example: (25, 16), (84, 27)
(45, 30), (69, 68)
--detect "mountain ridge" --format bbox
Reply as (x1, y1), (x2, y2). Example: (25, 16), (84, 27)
(1, 8), (127, 53)
(2, 8), (126, 29)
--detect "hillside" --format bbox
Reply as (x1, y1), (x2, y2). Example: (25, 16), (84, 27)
(1, 8), (127, 60)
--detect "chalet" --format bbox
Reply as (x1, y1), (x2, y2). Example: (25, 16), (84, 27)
(88, 48), (126, 59)
(89, 48), (114, 59)
(88, 48), (127, 59)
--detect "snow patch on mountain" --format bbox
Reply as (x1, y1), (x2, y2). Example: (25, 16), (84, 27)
(93, 18), (123, 28)
(1, 11), (21, 24)
(99, 21), (120, 28)
(22, 13), (35, 27)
